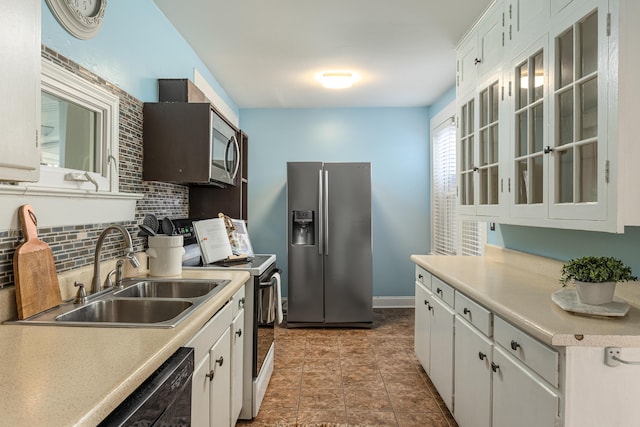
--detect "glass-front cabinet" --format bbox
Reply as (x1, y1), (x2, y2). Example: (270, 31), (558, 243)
(456, 0), (640, 232)
(549, 3), (606, 221)
(510, 43), (548, 219)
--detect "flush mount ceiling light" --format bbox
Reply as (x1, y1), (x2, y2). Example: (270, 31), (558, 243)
(316, 71), (360, 89)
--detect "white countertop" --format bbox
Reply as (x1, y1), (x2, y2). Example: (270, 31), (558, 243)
(0, 269), (250, 427)
(411, 246), (640, 348)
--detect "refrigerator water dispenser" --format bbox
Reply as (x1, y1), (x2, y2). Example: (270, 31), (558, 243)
(292, 210), (314, 245)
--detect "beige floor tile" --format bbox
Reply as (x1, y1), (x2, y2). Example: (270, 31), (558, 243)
(259, 388), (300, 410)
(346, 409), (399, 427)
(301, 370), (343, 389)
(298, 388), (345, 410)
(396, 412), (452, 427)
(389, 388), (442, 413)
(296, 409), (347, 424)
(344, 387), (393, 411)
(241, 309), (455, 426)
(303, 357), (341, 373)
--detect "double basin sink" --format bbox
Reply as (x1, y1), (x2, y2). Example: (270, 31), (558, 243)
(12, 278), (230, 328)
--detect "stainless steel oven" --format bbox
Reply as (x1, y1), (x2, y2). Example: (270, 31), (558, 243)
(173, 218), (277, 420)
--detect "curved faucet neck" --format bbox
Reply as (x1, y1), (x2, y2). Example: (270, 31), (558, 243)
(91, 225), (135, 294)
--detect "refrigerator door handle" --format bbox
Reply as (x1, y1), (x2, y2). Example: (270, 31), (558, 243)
(318, 169), (324, 255)
(324, 170), (329, 256)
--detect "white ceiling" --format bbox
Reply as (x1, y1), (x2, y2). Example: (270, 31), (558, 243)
(153, 0), (493, 109)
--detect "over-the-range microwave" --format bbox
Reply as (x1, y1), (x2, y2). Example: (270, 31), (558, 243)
(210, 109), (240, 187)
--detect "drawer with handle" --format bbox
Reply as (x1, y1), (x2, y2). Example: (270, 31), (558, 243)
(432, 276), (455, 307)
(494, 315), (558, 387)
(455, 291), (492, 337)
(415, 266), (432, 290)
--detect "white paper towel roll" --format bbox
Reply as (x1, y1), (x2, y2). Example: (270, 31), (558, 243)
(273, 271), (283, 324)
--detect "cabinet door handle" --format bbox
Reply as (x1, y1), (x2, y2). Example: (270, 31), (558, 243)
(436, 287), (443, 295)
(236, 329), (242, 337)
(543, 146), (554, 154)
(418, 274), (423, 280)
(491, 362), (500, 372)
(206, 370), (215, 381)
(474, 58), (482, 65)
(238, 297), (245, 308)
(424, 299), (429, 305)
(463, 307), (471, 315)
(510, 340), (521, 351)
(478, 352), (486, 361)
(216, 356), (224, 367)
(428, 304), (433, 312)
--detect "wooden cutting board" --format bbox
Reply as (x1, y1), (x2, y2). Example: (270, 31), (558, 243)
(13, 205), (62, 319)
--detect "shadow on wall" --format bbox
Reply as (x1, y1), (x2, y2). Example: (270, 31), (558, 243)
(495, 224), (640, 277)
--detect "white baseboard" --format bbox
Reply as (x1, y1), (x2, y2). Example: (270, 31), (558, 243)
(281, 296), (414, 311)
(372, 296), (415, 308)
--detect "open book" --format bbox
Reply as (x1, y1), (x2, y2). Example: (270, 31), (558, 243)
(193, 215), (254, 264)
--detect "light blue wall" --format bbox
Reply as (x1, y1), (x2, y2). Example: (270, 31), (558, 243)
(41, 0), (238, 111)
(488, 225), (640, 277)
(240, 108), (431, 297)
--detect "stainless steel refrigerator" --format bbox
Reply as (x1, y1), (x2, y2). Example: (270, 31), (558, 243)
(286, 162), (372, 327)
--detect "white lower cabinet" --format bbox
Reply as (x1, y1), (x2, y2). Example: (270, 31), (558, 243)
(187, 283), (246, 427)
(454, 317), (492, 427)
(209, 328), (231, 427)
(414, 265), (561, 426)
(230, 308), (244, 425)
(414, 280), (432, 370)
(413, 270), (455, 411)
(428, 295), (455, 411)
(492, 345), (559, 427)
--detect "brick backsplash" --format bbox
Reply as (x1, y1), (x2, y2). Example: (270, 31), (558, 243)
(0, 47), (189, 288)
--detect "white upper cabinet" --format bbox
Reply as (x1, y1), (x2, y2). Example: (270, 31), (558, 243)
(457, 0), (640, 232)
(0, 0), (40, 182)
(457, 1), (506, 218)
(508, 0), (551, 57)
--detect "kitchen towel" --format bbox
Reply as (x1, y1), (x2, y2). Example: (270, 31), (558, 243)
(273, 271), (283, 325)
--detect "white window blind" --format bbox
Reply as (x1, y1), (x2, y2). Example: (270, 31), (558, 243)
(432, 117), (457, 255)
(431, 112), (486, 257)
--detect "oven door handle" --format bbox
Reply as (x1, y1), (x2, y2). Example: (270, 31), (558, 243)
(259, 277), (276, 288)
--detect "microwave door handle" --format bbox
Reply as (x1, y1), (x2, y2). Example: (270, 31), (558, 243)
(318, 169), (323, 255)
(229, 134), (240, 179)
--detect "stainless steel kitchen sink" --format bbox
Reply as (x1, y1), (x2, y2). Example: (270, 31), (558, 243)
(113, 278), (224, 299)
(7, 278), (230, 328)
(56, 299), (194, 324)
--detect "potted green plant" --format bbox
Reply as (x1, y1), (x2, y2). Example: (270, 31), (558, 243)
(560, 256), (637, 305)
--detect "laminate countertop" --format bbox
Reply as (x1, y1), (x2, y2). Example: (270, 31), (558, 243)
(411, 246), (640, 348)
(0, 269), (250, 427)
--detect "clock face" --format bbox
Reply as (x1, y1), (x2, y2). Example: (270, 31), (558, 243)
(73, 0), (100, 18)
(45, 0), (107, 39)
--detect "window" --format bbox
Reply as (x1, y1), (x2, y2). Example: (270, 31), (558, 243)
(0, 60), (140, 229)
(39, 60), (119, 192)
(431, 102), (486, 256)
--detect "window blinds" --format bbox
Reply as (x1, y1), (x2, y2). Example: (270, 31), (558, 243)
(432, 116), (486, 257)
(432, 118), (457, 255)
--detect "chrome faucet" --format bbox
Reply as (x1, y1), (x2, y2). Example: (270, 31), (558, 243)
(91, 225), (141, 294)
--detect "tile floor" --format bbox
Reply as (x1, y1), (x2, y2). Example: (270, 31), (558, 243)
(238, 308), (458, 427)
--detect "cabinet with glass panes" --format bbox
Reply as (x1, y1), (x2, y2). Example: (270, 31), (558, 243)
(457, 0), (640, 232)
(456, 0), (506, 218)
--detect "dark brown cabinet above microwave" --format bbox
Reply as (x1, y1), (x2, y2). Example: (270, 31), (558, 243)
(143, 102), (240, 187)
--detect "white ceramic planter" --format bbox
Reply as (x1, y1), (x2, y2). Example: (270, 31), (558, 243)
(575, 281), (617, 305)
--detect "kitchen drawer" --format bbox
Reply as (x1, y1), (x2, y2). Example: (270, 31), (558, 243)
(415, 266), (432, 290)
(494, 316), (558, 387)
(186, 302), (232, 364)
(231, 285), (245, 318)
(455, 292), (493, 337)
(432, 276), (455, 307)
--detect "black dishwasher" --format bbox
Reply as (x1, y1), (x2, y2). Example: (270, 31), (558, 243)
(99, 347), (194, 427)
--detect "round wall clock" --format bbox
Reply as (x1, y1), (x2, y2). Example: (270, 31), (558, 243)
(45, 0), (107, 40)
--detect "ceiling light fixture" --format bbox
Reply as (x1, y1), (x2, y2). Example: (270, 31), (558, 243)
(317, 71), (359, 89)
